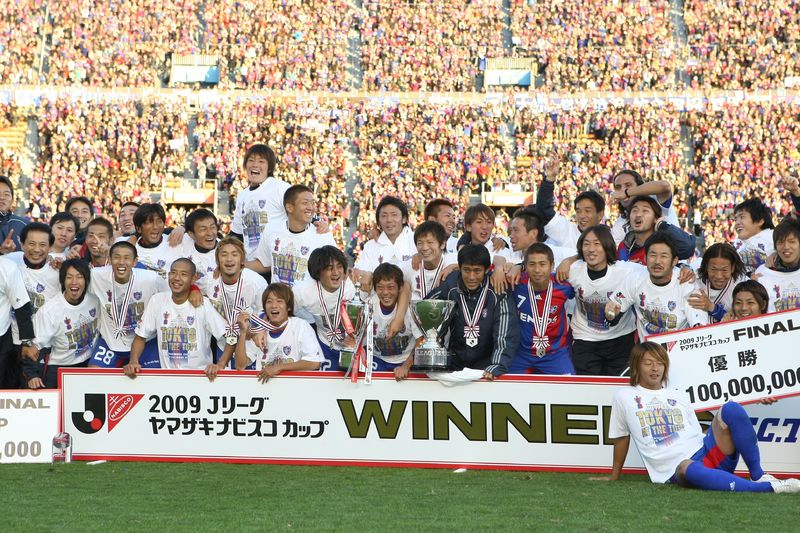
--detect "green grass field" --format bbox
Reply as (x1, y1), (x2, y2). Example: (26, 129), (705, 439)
(3, 463), (797, 532)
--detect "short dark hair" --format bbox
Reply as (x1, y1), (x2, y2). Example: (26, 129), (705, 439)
(773, 217), (800, 247)
(110, 241), (137, 258)
(732, 280), (769, 315)
(464, 203), (495, 226)
(185, 208), (218, 234)
(577, 225), (617, 265)
(424, 199), (454, 220)
(307, 245), (348, 281)
(372, 263), (404, 288)
(262, 282), (294, 316)
(413, 221), (448, 245)
(59, 258), (91, 293)
(735, 199), (774, 231)
(283, 184), (314, 208)
(86, 217), (114, 238)
(512, 206), (546, 243)
(457, 243), (491, 269)
(133, 203), (166, 231)
(644, 231), (678, 259)
(375, 196), (409, 226)
(49, 212), (79, 234)
(698, 243), (745, 285)
(66, 196), (94, 216)
(612, 169), (645, 187)
(171, 257), (197, 276)
(524, 243), (554, 265)
(21, 222), (54, 246)
(243, 143), (276, 177)
(575, 190), (605, 213)
(120, 201), (140, 211)
(0, 175), (15, 198)
(629, 195), (663, 220)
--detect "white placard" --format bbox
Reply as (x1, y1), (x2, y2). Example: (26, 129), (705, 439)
(59, 370), (800, 476)
(651, 309), (800, 410)
(0, 390), (59, 463)
(62, 370), (645, 472)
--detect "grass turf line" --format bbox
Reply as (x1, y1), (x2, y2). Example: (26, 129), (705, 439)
(2, 463), (796, 531)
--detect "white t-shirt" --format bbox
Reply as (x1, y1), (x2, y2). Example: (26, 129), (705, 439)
(733, 229), (774, 274)
(292, 277), (356, 348)
(446, 235), (459, 255)
(355, 226), (417, 272)
(401, 253), (458, 301)
(135, 292), (229, 369)
(89, 267), (168, 352)
(5, 254), (60, 343)
(609, 385), (704, 484)
(618, 268), (708, 340)
(34, 293), (100, 366)
(544, 214), (582, 250)
(136, 238), (184, 279)
(181, 235), (218, 290)
(231, 178), (291, 260)
(754, 265), (800, 312)
(243, 316), (324, 369)
(204, 269), (268, 328)
(696, 275), (748, 323)
(367, 293), (423, 364)
(567, 261), (637, 341)
(0, 256), (31, 335)
(255, 221), (336, 286)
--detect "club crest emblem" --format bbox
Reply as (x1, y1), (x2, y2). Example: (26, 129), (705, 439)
(668, 301), (676, 311)
(157, 259), (166, 268)
(35, 283), (44, 293)
(187, 316), (195, 326)
(89, 309), (96, 318)
(549, 305), (558, 315)
(402, 255), (411, 261)
(283, 346), (292, 356)
(667, 399), (677, 406)
(134, 291), (142, 300)
(259, 200), (266, 209)
(300, 246), (309, 255)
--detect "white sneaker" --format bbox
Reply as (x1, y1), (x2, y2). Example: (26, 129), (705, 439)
(770, 478), (800, 493)
(756, 473), (779, 482)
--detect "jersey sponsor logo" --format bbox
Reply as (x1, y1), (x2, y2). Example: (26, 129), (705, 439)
(71, 393), (144, 434)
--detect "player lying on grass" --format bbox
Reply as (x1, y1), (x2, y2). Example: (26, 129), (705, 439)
(608, 341), (800, 493)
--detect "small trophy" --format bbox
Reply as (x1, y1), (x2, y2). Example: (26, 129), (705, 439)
(411, 299), (455, 371)
(339, 283), (373, 380)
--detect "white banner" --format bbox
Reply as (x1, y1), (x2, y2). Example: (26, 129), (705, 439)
(60, 370), (800, 476)
(0, 390), (59, 463)
(651, 309), (800, 410)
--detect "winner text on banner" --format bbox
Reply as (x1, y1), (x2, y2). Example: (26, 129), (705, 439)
(650, 309), (800, 410)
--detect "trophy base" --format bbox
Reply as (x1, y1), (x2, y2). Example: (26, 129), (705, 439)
(412, 346), (451, 372)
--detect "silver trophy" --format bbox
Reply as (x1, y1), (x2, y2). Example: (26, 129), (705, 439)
(411, 299), (455, 371)
(338, 284), (373, 376)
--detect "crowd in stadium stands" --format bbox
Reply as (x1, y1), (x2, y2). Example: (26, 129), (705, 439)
(351, 101), (513, 232)
(192, 100), (350, 241)
(0, 0), (45, 84)
(360, 0), (506, 91)
(513, 104), (686, 224)
(44, 0), (200, 87)
(28, 98), (187, 220)
(684, 0), (800, 89)
(509, 0), (677, 91)
(204, 0), (352, 90)
(687, 102), (799, 243)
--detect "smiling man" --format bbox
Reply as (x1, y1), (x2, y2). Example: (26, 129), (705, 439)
(247, 185), (336, 286)
(0, 175), (29, 254)
(754, 217), (800, 312)
(426, 244), (519, 379)
(617, 196), (696, 264)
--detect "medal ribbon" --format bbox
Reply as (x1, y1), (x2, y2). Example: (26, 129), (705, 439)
(706, 278), (733, 307)
(418, 257), (445, 299)
(528, 279), (553, 356)
(220, 275), (245, 337)
(459, 281), (489, 343)
(317, 282), (345, 345)
(111, 271), (135, 338)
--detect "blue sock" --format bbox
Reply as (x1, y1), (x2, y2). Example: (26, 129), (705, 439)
(720, 402), (765, 480)
(685, 462), (773, 492)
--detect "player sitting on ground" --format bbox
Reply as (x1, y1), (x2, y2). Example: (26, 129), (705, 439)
(608, 341), (800, 492)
